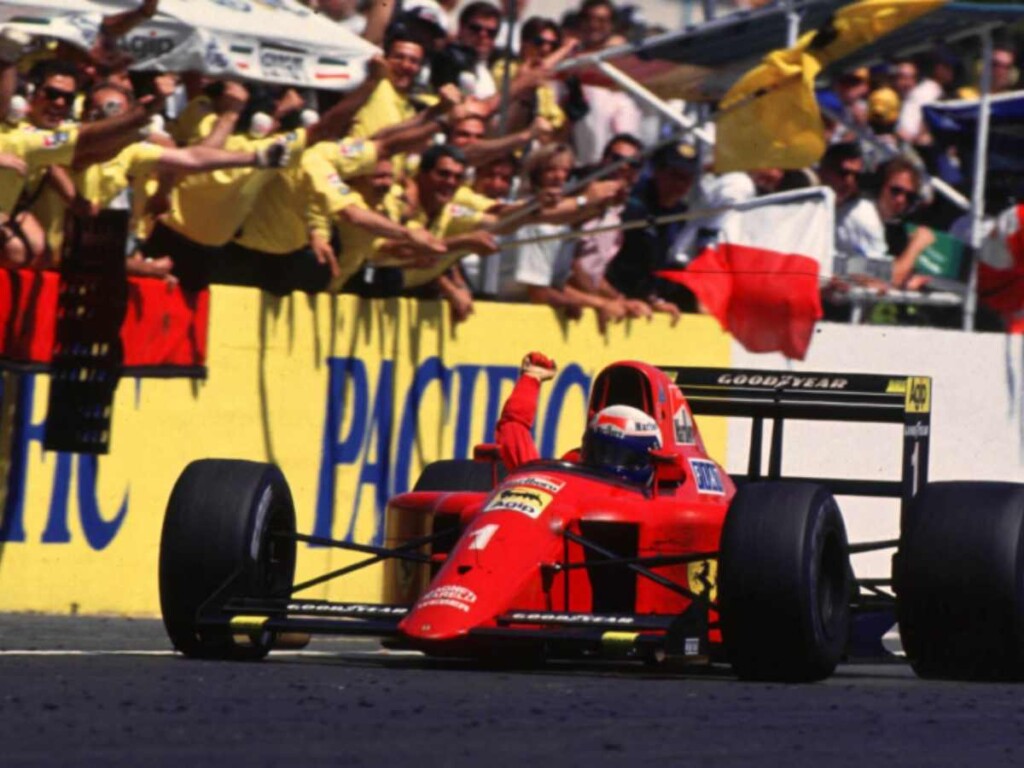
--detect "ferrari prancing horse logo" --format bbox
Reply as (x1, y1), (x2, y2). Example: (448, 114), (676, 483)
(687, 560), (718, 602)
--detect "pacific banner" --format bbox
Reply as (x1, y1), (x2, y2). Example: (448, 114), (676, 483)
(0, 290), (731, 616)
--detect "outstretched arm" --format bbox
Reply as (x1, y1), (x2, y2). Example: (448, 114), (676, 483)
(495, 352), (557, 470)
(156, 144), (278, 173)
(306, 57), (389, 145)
(72, 99), (155, 170)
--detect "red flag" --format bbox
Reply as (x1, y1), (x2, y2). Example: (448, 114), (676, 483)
(657, 188), (832, 360)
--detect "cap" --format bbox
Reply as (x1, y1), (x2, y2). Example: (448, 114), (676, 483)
(652, 141), (698, 172)
(868, 87), (900, 124)
(395, 2), (448, 40)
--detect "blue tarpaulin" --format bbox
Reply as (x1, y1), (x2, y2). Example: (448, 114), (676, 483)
(925, 92), (1024, 200)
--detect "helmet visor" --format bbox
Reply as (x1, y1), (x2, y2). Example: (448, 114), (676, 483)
(581, 430), (655, 475)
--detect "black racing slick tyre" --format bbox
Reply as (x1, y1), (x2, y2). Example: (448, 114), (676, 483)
(897, 482), (1024, 681)
(413, 459), (504, 492)
(159, 459), (297, 660)
(718, 482), (851, 682)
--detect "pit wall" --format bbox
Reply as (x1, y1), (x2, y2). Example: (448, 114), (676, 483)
(3, 290), (1022, 617)
(0, 289), (730, 616)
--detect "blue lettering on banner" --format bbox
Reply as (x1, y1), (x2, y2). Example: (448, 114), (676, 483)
(0, 376), (129, 550)
(540, 363), (589, 459)
(0, 360), (592, 552)
(315, 357), (591, 546)
(688, 458), (725, 495)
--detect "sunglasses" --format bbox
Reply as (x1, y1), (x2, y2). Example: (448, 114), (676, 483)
(608, 151), (641, 168)
(531, 35), (559, 49)
(885, 184), (919, 202)
(433, 169), (465, 182)
(467, 22), (499, 39)
(42, 85), (76, 103)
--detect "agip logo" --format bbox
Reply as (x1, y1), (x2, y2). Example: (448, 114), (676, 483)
(905, 377), (931, 414)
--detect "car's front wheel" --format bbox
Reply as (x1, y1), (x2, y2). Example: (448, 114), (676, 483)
(718, 482), (851, 682)
(159, 459), (297, 660)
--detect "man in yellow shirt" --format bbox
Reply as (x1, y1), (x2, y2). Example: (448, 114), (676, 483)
(227, 131), (447, 295)
(69, 82), (288, 281)
(350, 29), (438, 178)
(141, 59), (390, 289)
(0, 51), (158, 267)
(377, 145), (500, 321)
(229, 85), (475, 294)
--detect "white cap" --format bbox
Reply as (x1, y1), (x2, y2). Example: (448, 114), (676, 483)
(249, 111), (274, 138)
(458, 70), (478, 96)
(6, 94), (27, 124)
(141, 113), (168, 140)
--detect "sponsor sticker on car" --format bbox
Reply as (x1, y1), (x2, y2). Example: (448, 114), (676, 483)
(484, 484), (554, 518)
(417, 585), (477, 613)
(515, 475), (565, 494)
(688, 459), (724, 495)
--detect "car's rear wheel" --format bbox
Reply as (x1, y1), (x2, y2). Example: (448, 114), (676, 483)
(159, 459), (297, 660)
(718, 482), (851, 682)
(897, 481), (1024, 681)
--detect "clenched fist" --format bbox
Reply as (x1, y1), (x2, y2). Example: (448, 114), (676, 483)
(521, 352), (556, 382)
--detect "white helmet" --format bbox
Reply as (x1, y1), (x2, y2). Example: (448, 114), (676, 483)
(581, 405), (662, 484)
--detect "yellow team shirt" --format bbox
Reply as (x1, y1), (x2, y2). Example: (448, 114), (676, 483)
(9, 123), (81, 254)
(161, 128), (307, 247)
(236, 137), (378, 254)
(301, 137), (380, 243)
(320, 181), (376, 287)
(453, 185), (497, 213)
(73, 142), (164, 208)
(491, 61), (567, 130)
(0, 125), (78, 214)
(170, 95), (216, 146)
(350, 80), (435, 178)
(383, 186), (485, 288)
(351, 79), (418, 139)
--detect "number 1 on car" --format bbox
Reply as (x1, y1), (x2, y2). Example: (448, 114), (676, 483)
(467, 523), (500, 551)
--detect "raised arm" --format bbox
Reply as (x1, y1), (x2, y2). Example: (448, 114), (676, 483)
(495, 352), (557, 470)
(306, 57), (389, 145)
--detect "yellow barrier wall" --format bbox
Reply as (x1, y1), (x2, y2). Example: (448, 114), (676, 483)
(0, 288), (732, 616)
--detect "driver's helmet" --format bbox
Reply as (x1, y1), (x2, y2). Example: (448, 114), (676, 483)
(580, 405), (663, 484)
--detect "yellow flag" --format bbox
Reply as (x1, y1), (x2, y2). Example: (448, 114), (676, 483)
(714, 0), (948, 173)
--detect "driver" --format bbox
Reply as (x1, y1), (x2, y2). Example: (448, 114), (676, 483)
(495, 352), (662, 483)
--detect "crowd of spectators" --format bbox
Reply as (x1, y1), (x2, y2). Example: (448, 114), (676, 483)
(0, 0), (1021, 332)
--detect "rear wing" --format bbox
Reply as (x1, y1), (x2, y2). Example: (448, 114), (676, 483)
(660, 367), (931, 525)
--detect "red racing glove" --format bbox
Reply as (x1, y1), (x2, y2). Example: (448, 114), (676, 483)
(521, 352), (557, 382)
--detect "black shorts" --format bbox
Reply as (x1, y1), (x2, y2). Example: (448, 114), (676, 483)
(223, 242), (332, 296)
(141, 222), (222, 292)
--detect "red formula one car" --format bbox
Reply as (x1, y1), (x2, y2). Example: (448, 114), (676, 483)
(159, 359), (1024, 682)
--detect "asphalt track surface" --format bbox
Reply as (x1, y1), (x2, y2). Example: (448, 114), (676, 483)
(2, 614), (1023, 767)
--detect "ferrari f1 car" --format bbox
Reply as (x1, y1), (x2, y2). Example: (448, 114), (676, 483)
(159, 361), (1024, 682)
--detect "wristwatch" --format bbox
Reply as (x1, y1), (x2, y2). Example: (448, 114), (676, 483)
(574, 194), (588, 210)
